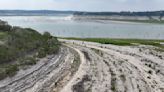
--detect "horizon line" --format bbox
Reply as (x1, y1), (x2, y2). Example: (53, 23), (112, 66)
(0, 9), (164, 13)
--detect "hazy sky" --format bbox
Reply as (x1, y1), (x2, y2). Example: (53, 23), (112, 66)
(0, 0), (164, 11)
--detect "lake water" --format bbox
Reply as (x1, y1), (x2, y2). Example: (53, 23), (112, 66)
(0, 16), (164, 39)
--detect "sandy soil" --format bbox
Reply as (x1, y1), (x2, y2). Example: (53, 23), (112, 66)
(0, 39), (164, 92)
(60, 39), (164, 92)
(0, 46), (80, 92)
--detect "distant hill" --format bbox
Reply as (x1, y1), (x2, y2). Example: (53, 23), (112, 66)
(0, 10), (164, 22)
(73, 11), (164, 22)
(0, 10), (164, 17)
(0, 10), (75, 16)
(74, 11), (164, 17)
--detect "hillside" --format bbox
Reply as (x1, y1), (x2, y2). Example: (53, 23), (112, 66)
(74, 11), (164, 17)
(0, 10), (74, 16)
(73, 11), (164, 22)
(0, 19), (60, 80)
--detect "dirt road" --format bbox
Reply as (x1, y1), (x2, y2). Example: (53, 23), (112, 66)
(60, 39), (164, 92)
(0, 39), (164, 92)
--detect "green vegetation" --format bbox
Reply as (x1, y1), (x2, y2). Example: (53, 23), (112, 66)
(0, 64), (18, 80)
(0, 32), (7, 39)
(18, 57), (37, 65)
(74, 11), (164, 17)
(111, 19), (164, 24)
(64, 38), (164, 48)
(74, 11), (164, 24)
(65, 38), (131, 46)
(0, 21), (12, 31)
(0, 20), (60, 80)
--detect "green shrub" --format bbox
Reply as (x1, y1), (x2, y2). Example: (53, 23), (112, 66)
(0, 25), (12, 31)
(48, 46), (59, 54)
(0, 64), (19, 80)
(5, 65), (18, 77)
(37, 48), (47, 58)
(0, 32), (8, 39)
(19, 57), (37, 65)
(0, 46), (17, 63)
(43, 32), (51, 40)
(0, 70), (7, 80)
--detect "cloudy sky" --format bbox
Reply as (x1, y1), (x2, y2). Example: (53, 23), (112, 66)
(0, 0), (164, 12)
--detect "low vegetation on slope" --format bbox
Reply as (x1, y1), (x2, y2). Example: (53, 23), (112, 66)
(110, 19), (164, 24)
(0, 20), (60, 80)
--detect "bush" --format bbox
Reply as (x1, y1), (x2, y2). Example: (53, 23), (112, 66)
(0, 64), (19, 80)
(0, 46), (17, 64)
(0, 25), (12, 32)
(37, 48), (47, 58)
(47, 46), (59, 54)
(43, 32), (51, 40)
(19, 57), (37, 65)
(5, 65), (18, 77)
(0, 70), (7, 80)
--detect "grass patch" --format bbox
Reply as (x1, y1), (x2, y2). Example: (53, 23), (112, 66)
(110, 19), (164, 24)
(63, 37), (164, 48)
(64, 38), (132, 46)
(0, 32), (7, 39)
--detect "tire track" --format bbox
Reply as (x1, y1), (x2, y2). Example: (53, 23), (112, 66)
(60, 39), (164, 92)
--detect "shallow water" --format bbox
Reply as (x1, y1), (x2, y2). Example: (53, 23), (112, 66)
(0, 16), (164, 39)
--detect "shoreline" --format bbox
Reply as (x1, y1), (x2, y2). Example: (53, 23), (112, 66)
(0, 15), (164, 25)
(73, 18), (164, 25)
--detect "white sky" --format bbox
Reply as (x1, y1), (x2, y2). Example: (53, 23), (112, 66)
(0, 0), (164, 11)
